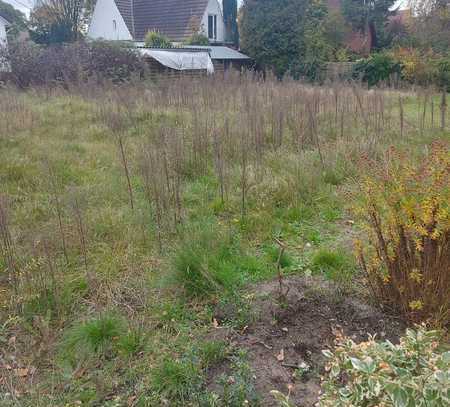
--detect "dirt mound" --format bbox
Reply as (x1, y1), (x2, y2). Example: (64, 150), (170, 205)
(209, 276), (406, 406)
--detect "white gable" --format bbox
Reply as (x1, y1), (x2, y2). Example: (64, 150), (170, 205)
(88, 0), (228, 43)
(0, 16), (8, 47)
(201, 0), (225, 43)
(0, 16), (10, 72)
(88, 0), (132, 41)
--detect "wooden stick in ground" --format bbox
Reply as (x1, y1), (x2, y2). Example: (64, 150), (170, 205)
(274, 238), (289, 302)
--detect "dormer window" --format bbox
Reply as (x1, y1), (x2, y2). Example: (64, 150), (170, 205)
(113, 20), (117, 31)
(208, 14), (217, 40)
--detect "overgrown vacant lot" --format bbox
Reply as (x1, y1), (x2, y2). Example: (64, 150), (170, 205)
(0, 77), (448, 406)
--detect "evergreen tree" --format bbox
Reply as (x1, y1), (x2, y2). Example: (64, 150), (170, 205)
(240, 0), (330, 78)
(223, 0), (239, 46)
(340, 0), (396, 49)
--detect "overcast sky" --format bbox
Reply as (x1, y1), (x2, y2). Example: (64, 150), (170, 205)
(3, 0), (407, 18)
(4, 0), (32, 15)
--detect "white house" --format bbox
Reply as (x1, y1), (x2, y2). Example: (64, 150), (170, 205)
(0, 14), (10, 72)
(88, 0), (232, 45)
(0, 14), (10, 48)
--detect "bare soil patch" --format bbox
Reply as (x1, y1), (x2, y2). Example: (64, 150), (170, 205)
(209, 276), (406, 406)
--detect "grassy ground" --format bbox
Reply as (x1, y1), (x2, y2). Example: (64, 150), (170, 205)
(0, 78), (448, 406)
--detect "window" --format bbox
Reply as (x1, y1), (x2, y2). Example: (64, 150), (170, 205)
(208, 14), (217, 40)
(113, 19), (117, 31)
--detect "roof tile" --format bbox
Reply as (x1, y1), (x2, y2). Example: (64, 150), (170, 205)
(114, 0), (209, 42)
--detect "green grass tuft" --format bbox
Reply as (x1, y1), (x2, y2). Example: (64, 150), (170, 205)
(198, 340), (229, 368)
(61, 314), (125, 364)
(265, 244), (293, 269)
(117, 328), (146, 357)
(311, 248), (356, 283)
(172, 221), (267, 297)
(151, 357), (202, 402)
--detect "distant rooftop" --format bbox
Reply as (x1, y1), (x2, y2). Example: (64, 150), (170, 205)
(183, 45), (251, 60)
(0, 13), (11, 25)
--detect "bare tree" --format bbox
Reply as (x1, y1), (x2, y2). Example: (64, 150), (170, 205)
(30, 0), (84, 43)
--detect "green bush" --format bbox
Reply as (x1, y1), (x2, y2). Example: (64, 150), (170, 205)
(353, 53), (401, 87)
(144, 31), (172, 48)
(185, 33), (209, 46)
(434, 55), (450, 91)
(319, 326), (450, 407)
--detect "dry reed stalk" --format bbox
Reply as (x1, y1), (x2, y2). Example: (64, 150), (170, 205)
(46, 161), (69, 265)
(0, 196), (19, 297)
(72, 197), (89, 280)
(99, 100), (135, 211)
(431, 98), (435, 128)
(117, 133), (135, 211)
(212, 127), (226, 204)
(440, 90), (447, 131)
(240, 127), (249, 220)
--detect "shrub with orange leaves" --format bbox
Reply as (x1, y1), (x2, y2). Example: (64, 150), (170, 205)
(393, 47), (435, 85)
(353, 142), (450, 326)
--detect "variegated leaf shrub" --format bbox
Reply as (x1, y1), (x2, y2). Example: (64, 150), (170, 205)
(319, 327), (450, 407)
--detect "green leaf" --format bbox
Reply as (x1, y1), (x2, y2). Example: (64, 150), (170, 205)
(441, 351), (450, 364)
(350, 357), (367, 372)
(350, 357), (375, 374)
(387, 385), (410, 407)
(330, 364), (340, 378)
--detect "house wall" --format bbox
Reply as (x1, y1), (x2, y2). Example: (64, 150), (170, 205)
(0, 17), (10, 72)
(0, 17), (7, 47)
(88, 0), (132, 41)
(201, 0), (225, 43)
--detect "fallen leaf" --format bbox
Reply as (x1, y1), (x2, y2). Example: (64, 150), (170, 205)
(276, 349), (285, 362)
(14, 368), (29, 377)
(281, 327), (288, 332)
(227, 376), (235, 385)
(212, 318), (219, 328)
